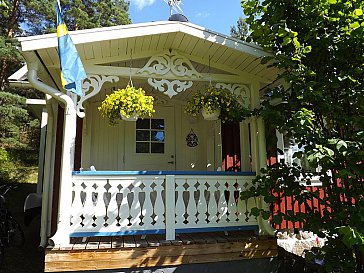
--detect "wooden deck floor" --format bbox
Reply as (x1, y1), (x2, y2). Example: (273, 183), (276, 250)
(45, 231), (278, 272)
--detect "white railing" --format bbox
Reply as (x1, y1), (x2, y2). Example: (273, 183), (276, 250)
(70, 172), (258, 240)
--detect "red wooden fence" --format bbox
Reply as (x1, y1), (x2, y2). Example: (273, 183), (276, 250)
(270, 185), (328, 230)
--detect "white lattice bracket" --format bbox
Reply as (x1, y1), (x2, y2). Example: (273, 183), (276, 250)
(148, 78), (193, 98)
(138, 50), (201, 98)
(138, 50), (202, 78)
(215, 83), (251, 108)
(76, 75), (119, 118)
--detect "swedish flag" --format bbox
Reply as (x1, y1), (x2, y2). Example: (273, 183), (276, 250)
(56, 1), (86, 97)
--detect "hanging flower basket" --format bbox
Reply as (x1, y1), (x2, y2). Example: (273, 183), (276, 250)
(185, 87), (248, 122)
(201, 108), (220, 120)
(121, 115), (139, 122)
(98, 85), (155, 125)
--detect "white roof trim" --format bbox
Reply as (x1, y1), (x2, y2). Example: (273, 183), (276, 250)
(8, 64), (28, 81)
(18, 21), (267, 57)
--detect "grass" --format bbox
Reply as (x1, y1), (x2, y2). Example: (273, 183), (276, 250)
(1, 180), (44, 273)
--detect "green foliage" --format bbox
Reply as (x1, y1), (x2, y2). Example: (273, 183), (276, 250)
(23, 0), (131, 34)
(240, 0), (364, 271)
(0, 91), (29, 147)
(230, 16), (250, 41)
(185, 87), (250, 122)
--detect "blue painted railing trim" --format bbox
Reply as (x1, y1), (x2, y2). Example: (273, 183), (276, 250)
(69, 225), (259, 238)
(175, 225), (259, 234)
(72, 170), (256, 176)
(69, 229), (165, 237)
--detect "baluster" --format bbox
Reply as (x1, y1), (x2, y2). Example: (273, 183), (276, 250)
(197, 180), (207, 225)
(186, 178), (197, 227)
(142, 180), (153, 228)
(119, 180), (131, 227)
(115, 183), (124, 227)
(175, 179), (185, 227)
(138, 182), (146, 226)
(71, 179), (85, 230)
(233, 180), (241, 222)
(209, 180), (219, 224)
(105, 180), (117, 229)
(128, 180), (140, 227)
(81, 180), (91, 229)
(216, 180), (226, 223)
(153, 178), (165, 228)
(103, 179), (112, 227)
(94, 181), (105, 229)
(226, 180), (237, 224)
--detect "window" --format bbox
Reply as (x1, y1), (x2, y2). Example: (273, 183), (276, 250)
(136, 119), (165, 153)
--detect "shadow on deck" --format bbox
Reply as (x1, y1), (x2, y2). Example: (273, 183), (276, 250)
(45, 231), (278, 272)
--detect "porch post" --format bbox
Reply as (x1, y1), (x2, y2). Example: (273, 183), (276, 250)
(165, 175), (176, 240)
(251, 80), (275, 235)
(25, 56), (77, 246)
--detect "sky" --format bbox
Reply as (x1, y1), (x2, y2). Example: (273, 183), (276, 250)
(129, 0), (244, 36)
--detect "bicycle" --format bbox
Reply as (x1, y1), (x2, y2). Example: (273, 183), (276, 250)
(0, 184), (25, 267)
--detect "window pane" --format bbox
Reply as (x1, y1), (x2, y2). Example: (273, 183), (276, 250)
(151, 131), (164, 142)
(136, 119), (150, 129)
(151, 143), (164, 153)
(151, 119), (164, 129)
(136, 142), (150, 153)
(136, 130), (150, 141)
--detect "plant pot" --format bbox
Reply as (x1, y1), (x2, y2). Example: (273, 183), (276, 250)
(121, 114), (138, 121)
(201, 108), (220, 121)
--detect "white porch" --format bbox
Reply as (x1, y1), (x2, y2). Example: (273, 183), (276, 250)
(15, 21), (279, 265)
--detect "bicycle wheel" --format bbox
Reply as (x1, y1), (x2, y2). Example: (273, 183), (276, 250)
(7, 216), (24, 247)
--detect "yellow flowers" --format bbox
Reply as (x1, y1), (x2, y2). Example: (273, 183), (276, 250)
(185, 87), (248, 122)
(98, 85), (155, 125)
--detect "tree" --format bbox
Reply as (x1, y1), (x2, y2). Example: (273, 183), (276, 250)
(23, 0), (131, 34)
(0, 0), (23, 90)
(240, 0), (364, 272)
(230, 16), (250, 41)
(0, 0), (131, 89)
(0, 91), (29, 148)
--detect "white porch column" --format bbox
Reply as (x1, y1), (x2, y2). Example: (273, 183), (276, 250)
(25, 53), (77, 246)
(251, 80), (275, 236)
(165, 175), (176, 240)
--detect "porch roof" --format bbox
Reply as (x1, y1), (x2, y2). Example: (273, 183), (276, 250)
(17, 20), (278, 92)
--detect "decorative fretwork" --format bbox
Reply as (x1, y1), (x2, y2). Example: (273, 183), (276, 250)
(148, 78), (193, 98)
(138, 50), (202, 78)
(76, 75), (119, 118)
(137, 50), (202, 98)
(215, 83), (251, 108)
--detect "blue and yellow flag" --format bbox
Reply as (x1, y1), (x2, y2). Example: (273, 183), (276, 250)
(56, 1), (86, 97)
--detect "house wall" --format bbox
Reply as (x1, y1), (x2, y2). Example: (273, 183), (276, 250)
(80, 101), (222, 171)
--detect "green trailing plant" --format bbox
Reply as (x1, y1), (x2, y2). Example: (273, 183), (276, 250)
(240, 0), (364, 272)
(185, 87), (249, 122)
(98, 85), (155, 125)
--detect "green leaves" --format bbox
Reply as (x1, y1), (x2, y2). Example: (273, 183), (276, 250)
(241, 0), (364, 270)
(354, 9), (363, 16)
(349, 21), (360, 29)
(338, 226), (364, 248)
